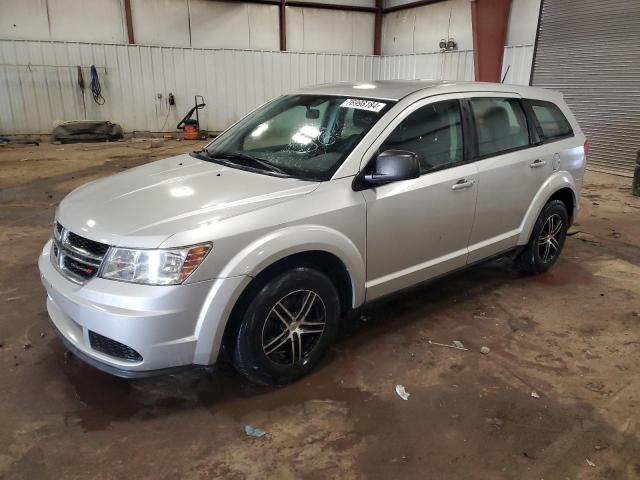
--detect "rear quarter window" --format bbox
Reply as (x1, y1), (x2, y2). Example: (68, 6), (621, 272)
(528, 100), (573, 141)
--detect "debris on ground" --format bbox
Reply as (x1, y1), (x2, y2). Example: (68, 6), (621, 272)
(480, 346), (491, 355)
(572, 231), (603, 247)
(244, 425), (267, 438)
(428, 340), (469, 351)
(452, 340), (465, 349)
(585, 458), (596, 467)
(0, 137), (39, 145)
(390, 455), (408, 463)
(40, 332), (45, 338)
(51, 120), (123, 143)
(594, 444), (609, 451)
(531, 391), (540, 399)
(23, 343), (31, 350)
(395, 385), (410, 401)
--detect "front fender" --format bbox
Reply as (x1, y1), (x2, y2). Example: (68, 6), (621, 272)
(192, 225), (366, 365)
(219, 224), (366, 308)
(517, 171), (578, 245)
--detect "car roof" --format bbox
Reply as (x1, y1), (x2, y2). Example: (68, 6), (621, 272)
(295, 80), (560, 102)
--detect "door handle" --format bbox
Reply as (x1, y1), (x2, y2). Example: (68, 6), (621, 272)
(451, 179), (475, 191)
(530, 159), (547, 168)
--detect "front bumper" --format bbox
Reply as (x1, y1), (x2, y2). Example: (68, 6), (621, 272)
(38, 240), (246, 377)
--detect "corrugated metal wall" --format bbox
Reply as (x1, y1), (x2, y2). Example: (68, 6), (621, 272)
(501, 45), (534, 85)
(531, 0), (640, 176)
(0, 40), (475, 135)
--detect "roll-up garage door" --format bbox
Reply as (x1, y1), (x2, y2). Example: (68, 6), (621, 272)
(531, 0), (640, 176)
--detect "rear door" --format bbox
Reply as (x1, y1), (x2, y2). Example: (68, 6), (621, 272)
(526, 98), (579, 177)
(362, 95), (479, 300)
(466, 94), (552, 263)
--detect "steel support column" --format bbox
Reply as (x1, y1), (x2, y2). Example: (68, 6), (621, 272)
(470, 0), (511, 82)
(374, 0), (382, 55)
(123, 0), (135, 44)
(279, 0), (287, 51)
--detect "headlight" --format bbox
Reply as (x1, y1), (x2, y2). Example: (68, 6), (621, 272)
(100, 243), (211, 285)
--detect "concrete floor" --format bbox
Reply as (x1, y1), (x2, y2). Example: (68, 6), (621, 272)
(1, 139), (639, 480)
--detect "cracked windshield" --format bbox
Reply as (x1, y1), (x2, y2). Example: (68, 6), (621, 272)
(203, 95), (393, 180)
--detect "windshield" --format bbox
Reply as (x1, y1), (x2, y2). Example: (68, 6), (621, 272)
(200, 95), (394, 181)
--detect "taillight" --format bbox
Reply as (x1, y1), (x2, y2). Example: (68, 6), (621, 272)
(584, 140), (590, 156)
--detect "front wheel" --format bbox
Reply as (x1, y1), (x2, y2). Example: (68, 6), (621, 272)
(232, 267), (340, 385)
(516, 199), (569, 274)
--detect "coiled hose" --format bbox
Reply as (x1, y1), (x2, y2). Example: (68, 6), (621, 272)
(90, 65), (105, 105)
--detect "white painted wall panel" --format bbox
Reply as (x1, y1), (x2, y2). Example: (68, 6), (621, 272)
(506, 0), (541, 47)
(351, 11), (376, 55)
(378, 50), (474, 81)
(286, 7), (375, 54)
(0, 0), (51, 41)
(293, 0), (375, 7)
(285, 7), (305, 52)
(0, 40), (475, 135)
(381, 10), (415, 55)
(500, 45), (534, 85)
(383, 0), (415, 8)
(189, 1), (252, 49)
(247, 4), (280, 50)
(382, 0), (472, 54)
(48, 0), (126, 43)
(130, 0), (191, 47)
(186, 1), (278, 50)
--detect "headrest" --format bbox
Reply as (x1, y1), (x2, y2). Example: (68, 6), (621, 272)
(483, 106), (510, 132)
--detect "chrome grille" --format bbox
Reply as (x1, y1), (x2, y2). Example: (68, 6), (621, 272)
(52, 222), (109, 284)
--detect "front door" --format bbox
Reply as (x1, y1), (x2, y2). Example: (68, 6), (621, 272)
(362, 97), (478, 300)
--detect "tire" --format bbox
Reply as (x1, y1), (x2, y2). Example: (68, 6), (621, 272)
(232, 267), (340, 385)
(516, 199), (569, 274)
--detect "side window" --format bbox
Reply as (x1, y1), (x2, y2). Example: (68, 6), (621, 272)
(380, 100), (463, 173)
(470, 98), (529, 157)
(528, 100), (573, 140)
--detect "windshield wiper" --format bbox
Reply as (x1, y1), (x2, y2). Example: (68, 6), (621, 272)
(207, 151), (289, 175)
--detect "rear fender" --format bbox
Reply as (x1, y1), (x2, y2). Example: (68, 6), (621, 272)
(517, 172), (577, 245)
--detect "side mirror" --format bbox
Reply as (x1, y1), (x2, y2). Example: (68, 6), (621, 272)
(364, 150), (420, 185)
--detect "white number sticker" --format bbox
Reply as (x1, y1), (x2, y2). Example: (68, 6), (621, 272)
(340, 98), (386, 113)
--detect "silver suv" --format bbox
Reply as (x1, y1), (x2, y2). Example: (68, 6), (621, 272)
(39, 80), (587, 385)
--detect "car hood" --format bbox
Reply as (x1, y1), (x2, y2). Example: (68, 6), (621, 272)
(56, 153), (318, 248)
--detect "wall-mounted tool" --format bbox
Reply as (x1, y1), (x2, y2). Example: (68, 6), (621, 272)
(77, 65), (87, 119)
(176, 95), (205, 140)
(90, 65), (105, 105)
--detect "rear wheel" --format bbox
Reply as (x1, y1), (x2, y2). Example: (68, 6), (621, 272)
(516, 199), (569, 274)
(232, 267), (340, 385)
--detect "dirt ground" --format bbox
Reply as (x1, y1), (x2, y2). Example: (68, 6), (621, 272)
(0, 139), (639, 480)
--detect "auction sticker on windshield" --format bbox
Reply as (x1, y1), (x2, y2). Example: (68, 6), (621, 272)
(340, 99), (386, 113)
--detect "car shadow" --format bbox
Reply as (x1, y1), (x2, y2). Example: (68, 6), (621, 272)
(52, 256), (526, 431)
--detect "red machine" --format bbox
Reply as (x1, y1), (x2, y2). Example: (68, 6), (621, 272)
(177, 95), (206, 140)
